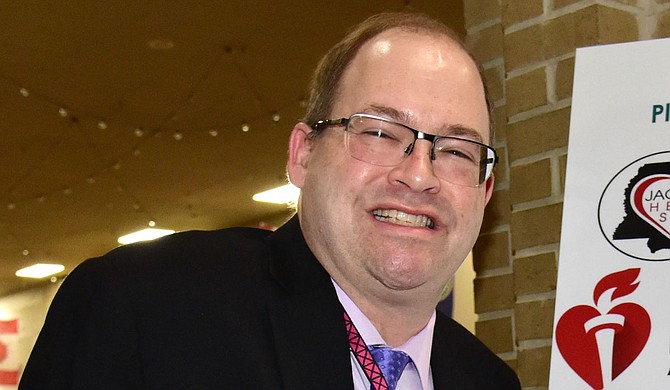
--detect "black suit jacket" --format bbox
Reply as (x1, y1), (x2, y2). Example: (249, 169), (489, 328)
(20, 216), (520, 389)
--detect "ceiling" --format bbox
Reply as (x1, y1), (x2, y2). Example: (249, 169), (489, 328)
(0, 1), (465, 296)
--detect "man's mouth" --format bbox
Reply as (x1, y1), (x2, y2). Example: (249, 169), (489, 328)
(372, 209), (435, 229)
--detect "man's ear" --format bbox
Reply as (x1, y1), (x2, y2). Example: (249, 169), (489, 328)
(286, 122), (314, 188)
(484, 174), (495, 206)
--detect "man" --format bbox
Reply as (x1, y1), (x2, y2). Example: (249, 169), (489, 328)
(20, 12), (520, 389)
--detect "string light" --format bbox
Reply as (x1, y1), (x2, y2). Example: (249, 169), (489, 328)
(1, 58), (304, 220)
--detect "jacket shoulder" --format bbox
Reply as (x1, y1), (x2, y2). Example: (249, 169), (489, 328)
(432, 312), (521, 389)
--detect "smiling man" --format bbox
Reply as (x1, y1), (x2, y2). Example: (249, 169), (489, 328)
(285, 13), (517, 389)
(21, 12), (520, 390)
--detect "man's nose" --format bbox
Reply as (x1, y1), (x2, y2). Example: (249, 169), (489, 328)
(388, 140), (441, 193)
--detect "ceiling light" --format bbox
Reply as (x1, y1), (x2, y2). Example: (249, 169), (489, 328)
(117, 228), (175, 245)
(16, 263), (65, 279)
(252, 183), (300, 205)
(147, 38), (175, 50)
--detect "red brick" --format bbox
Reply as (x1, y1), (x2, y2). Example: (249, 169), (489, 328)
(510, 203), (563, 251)
(474, 273), (515, 313)
(514, 253), (557, 295)
(507, 108), (570, 161)
(510, 159), (552, 204)
(476, 316), (515, 353)
(503, 0), (543, 27)
(473, 231), (511, 273)
(506, 68), (547, 116)
(517, 346), (552, 387)
(515, 299), (556, 340)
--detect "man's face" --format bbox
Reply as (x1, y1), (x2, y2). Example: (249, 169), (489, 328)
(288, 28), (493, 303)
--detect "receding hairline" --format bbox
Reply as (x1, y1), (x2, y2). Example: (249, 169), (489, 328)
(338, 27), (491, 135)
(302, 12), (495, 141)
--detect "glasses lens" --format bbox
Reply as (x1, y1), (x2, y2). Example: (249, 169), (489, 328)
(345, 115), (412, 166)
(344, 114), (496, 187)
(433, 138), (494, 187)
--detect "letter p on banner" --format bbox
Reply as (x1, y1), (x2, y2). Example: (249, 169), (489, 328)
(0, 319), (19, 386)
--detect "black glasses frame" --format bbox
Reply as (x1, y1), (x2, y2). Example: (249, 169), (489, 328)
(312, 113), (499, 182)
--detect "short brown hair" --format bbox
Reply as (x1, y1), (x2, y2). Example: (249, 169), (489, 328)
(302, 11), (495, 141)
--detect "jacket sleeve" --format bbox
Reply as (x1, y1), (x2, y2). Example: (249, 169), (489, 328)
(19, 258), (143, 390)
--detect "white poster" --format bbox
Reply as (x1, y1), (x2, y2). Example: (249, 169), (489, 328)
(0, 319), (19, 388)
(549, 38), (670, 389)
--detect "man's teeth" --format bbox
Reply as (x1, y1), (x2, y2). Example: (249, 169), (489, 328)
(372, 209), (434, 229)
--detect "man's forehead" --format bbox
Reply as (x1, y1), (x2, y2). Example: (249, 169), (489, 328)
(335, 28), (490, 141)
(351, 29), (480, 92)
(364, 28), (466, 60)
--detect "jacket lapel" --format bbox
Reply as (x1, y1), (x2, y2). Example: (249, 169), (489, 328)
(266, 217), (354, 389)
(430, 315), (478, 390)
(430, 321), (453, 389)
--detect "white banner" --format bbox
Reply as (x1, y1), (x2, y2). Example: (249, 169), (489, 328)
(0, 319), (19, 388)
(549, 38), (670, 389)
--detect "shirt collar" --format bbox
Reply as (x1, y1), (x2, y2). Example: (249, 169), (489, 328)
(333, 279), (435, 389)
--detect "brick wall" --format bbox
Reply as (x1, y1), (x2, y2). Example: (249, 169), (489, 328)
(463, 0), (670, 388)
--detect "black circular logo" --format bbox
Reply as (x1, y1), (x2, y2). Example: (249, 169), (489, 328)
(598, 151), (670, 261)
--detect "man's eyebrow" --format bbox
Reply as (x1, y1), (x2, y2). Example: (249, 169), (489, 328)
(361, 104), (416, 125)
(362, 104), (486, 143)
(444, 125), (484, 143)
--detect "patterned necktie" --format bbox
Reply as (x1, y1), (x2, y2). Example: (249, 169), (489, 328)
(368, 346), (412, 390)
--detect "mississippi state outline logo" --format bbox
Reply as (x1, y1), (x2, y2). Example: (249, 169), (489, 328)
(598, 151), (670, 261)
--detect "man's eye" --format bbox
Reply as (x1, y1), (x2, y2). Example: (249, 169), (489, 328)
(361, 128), (397, 140)
(437, 147), (477, 162)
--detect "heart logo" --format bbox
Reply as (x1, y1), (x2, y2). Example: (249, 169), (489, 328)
(555, 269), (651, 390)
(631, 174), (670, 240)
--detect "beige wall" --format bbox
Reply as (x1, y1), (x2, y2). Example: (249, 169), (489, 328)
(464, 0), (670, 387)
(452, 253), (478, 334)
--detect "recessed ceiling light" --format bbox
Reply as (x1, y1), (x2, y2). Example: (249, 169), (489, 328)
(117, 228), (175, 245)
(252, 184), (300, 205)
(147, 38), (175, 50)
(16, 263), (65, 279)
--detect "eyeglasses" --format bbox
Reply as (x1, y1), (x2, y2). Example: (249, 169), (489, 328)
(312, 113), (498, 187)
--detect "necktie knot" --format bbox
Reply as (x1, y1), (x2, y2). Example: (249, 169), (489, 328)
(368, 346), (412, 390)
